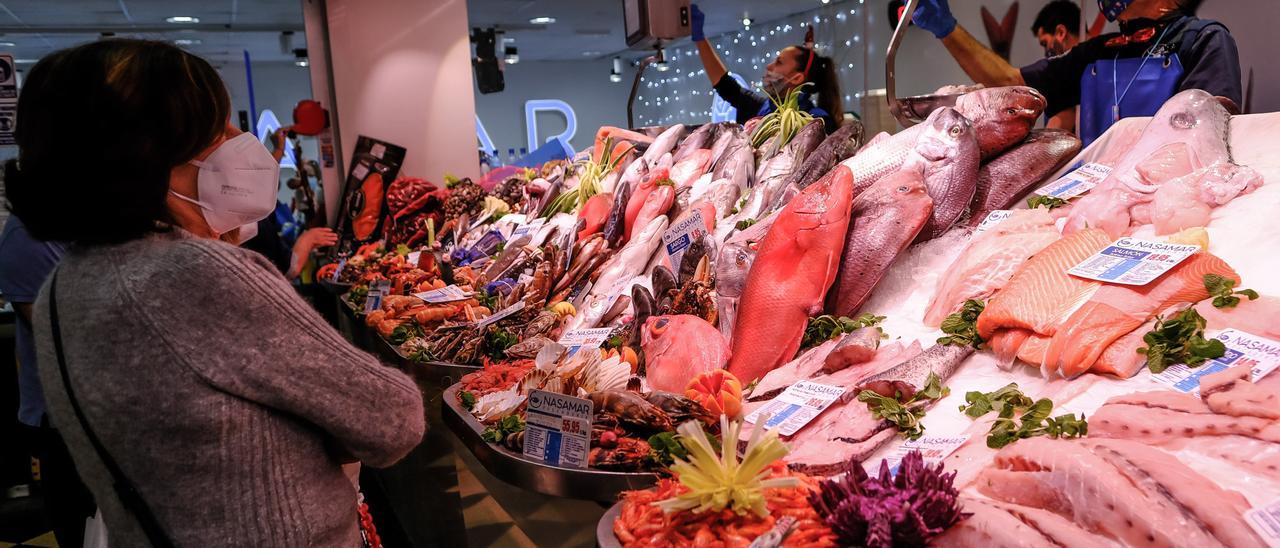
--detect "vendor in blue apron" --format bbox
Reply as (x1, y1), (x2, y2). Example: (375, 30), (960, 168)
(911, 0), (1242, 146)
(688, 4), (844, 133)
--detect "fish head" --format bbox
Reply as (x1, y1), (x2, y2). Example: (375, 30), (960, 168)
(915, 108), (975, 162)
(955, 86), (1045, 158)
(860, 169), (931, 210)
(641, 315), (683, 356)
(788, 165), (856, 230)
(1154, 89), (1225, 132)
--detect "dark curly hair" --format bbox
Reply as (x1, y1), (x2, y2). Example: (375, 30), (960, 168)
(4, 39), (230, 245)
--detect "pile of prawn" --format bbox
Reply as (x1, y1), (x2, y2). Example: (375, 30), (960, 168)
(612, 462), (837, 547)
(458, 358), (535, 397)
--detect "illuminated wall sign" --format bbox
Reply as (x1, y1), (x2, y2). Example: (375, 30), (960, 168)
(710, 72), (749, 123)
(475, 115), (497, 154)
(524, 99), (577, 153)
(255, 109), (296, 170)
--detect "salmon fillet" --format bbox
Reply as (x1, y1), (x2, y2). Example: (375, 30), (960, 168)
(976, 229), (1111, 340)
(933, 497), (1117, 548)
(1042, 252), (1240, 378)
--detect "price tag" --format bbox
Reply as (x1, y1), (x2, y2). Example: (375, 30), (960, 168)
(511, 217), (546, 241)
(1035, 162), (1112, 199)
(406, 251), (421, 266)
(872, 435), (970, 475)
(364, 280), (391, 314)
(370, 143), (387, 159)
(414, 284), (471, 303)
(743, 381), (845, 437)
(972, 210), (1013, 235)
(352, 163), (370, 181)
(1246, 497), (1280, 548)
(477, 301), (526, 327)
(523, 390), (593, 469)
(558, 328), (614, 357)
(662, 209), (708, 270)
(332, 258), (347, 282)
(1151, 329), (1280, 395)
(1067, 238), (1200, 286)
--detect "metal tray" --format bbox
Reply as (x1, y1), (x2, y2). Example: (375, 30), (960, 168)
(442, 383), (659, 501)
(596, 501), (624, 548)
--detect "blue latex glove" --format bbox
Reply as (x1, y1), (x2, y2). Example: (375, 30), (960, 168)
(913, 0), (957, 39)
(690, 4), (706, 42)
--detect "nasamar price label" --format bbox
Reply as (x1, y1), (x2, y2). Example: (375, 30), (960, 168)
(1067, 238), (1200, 286)
(558, 328), (614, 357)
(872, 435), (970, 475)
(364, 280), (391, 314)
(414, 284), (471, 303)
(744, 381), (845, 437)
(523, 390), (593, 469)
(972, 210), (1013, 235)
(662, 209), (708, 269)
(1152, 329), (1280, 394)
(511, 217), (546, 241)
(1035, 162), (1112, 199)
(1245, 497), (1280, 548)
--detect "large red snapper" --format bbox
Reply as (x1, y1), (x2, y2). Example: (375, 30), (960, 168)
(727, 165), (856, 383)
(641, 315), (729, 393)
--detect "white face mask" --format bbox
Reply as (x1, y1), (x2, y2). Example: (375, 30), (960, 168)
(170, 132), (280, 235)
(762, 70), (791, 97)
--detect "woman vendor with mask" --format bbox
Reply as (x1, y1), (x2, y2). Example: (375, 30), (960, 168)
(911, 0), (1241, 145)
(690, 4), (844, 133)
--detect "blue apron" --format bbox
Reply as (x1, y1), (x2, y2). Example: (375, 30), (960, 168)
(1079, 49), (1183, 146)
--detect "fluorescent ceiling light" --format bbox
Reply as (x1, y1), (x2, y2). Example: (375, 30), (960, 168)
(0, 41), (15, 47)
(173, 39), (201, 46)
(528, 16), (556, 24)
(295, 59), (309, 67)
(166, 16), (199, 23)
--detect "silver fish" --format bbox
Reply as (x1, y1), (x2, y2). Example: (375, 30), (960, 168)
(733, 120), (825, 223)
(673, 123), (718, 163)
(769, 120), (865, 210)
(914, 107), (981, 240)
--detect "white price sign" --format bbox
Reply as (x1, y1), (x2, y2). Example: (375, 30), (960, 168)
(1035, 162), (1112, 200)
(414, 284), (471, 303)
(1246, 497), (1280, 548)
(744, 381), (845, 437)
(523, 390), (593, 469)
(662, 209), (708, 270)
(557, 328), (614, 357)
(972, 210), (1013, 235)
(477, 301), (526, 327)
(1152, 329), (1280, 394)
(1067, 238), (1200, 286)
(872, 435), (970, 475)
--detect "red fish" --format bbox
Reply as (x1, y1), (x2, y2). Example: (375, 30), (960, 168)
(727, 166), (855, 383)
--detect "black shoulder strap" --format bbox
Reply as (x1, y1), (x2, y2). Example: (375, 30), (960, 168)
(48, 271), (176, 548)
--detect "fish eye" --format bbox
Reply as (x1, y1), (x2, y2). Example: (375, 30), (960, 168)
(1005, 108), (1017, 116)
(949, 126), (963, 136)
(1170, 112), (1197, 129)
(897, 185), (910, 192)
(652, 318), (669, 333)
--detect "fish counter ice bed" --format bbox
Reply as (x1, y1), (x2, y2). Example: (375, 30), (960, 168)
(441, 383), (659, 501)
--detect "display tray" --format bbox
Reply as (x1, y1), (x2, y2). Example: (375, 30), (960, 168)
(318, 278), (352, 294)
(441, 383), (658, 501)
(376, 335), (481, 381)
(596, 501), (623, 548)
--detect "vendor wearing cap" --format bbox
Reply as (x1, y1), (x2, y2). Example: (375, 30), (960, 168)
(912, 0), (1241, 145)
(690, 4), (843, 133)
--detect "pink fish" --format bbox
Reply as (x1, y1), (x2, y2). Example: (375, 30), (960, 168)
(669, 149), (712, 188)
(642, 315), (729, 393)
(577, 192), (614, 240)
(624, 168), (672, 242)
(728, 165), (855, 383)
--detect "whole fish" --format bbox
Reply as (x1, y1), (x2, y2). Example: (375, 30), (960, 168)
(733, 120), (826, 223)
(859, 344), (973, 389)
(1063, 89), (1233, 237)
(915, 108), (981, 240)
(769, 120), (865, 210)
(642, 315), (730, 392)
(617, 124), (685, 195)
(967, 129), (1082, 226)
(590, 215), (669, 301)
(714, 239), (756, 344)
(827, 169), (934, 317)
(728, 165), (856, 383)
(709, 124), (744, 169)
(716, 141), (756, 191)
(673, 123), (718, 163)
(839, 86), (1044, 196)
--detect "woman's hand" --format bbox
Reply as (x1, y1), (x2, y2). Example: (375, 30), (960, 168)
(295, 227), (338, 253)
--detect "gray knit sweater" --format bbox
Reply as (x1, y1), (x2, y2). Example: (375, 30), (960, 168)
(32, 228), (425, 547)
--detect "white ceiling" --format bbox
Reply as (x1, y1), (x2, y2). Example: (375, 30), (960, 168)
(466, 0), (856, 62)
(0, 0), (305, 68)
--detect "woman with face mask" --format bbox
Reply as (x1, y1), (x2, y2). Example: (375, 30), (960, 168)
(5, 40), (425, 546)
(691, 4), (844, 133)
